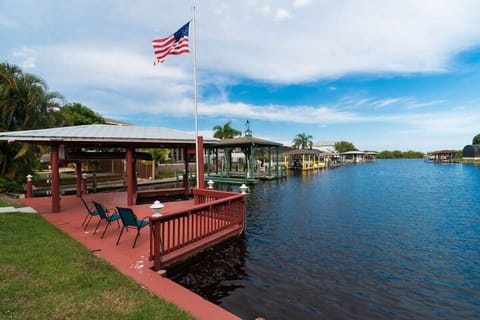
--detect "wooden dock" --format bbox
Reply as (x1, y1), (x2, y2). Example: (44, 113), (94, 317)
(20, 189), (244, 320)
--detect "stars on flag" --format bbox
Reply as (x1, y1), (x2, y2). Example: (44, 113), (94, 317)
(152, 21), (190, 65)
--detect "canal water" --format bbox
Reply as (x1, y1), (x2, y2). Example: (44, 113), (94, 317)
(170, 159), (480, 319)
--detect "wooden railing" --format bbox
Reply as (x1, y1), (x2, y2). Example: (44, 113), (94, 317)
(149, 188), (247, 270)
(193, 188), (242, 204)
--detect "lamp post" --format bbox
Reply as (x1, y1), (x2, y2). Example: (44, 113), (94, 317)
(239, 183), (248, 194)
(150, 200), (164, 217)
(26, 174), (33, 198)
(207, 180), (214, 189)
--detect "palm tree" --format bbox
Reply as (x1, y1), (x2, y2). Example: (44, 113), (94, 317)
(212, 121), (242, 139)
(292, 133), (313, 149)
(0, 62), (64, 181)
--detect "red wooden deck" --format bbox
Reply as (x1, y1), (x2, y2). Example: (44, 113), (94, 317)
(20, 192), (242, 320)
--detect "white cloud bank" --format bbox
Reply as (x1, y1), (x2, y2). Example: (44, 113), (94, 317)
(2, 0), (480, 151)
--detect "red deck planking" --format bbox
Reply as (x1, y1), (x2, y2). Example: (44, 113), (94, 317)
(21, 192), (241, 320)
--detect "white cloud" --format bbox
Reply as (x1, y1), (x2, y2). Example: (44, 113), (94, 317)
(375, 98), (402, 108)
(274, 8), (292, 20)
(4, 1), (480, 84)
(293, 0), (312, 8)
(12, 46), (37, 68)
(196, 0), (480, 82)
(405, 100), (446, 109)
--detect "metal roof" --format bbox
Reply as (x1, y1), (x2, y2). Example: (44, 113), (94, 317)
(281, 149), (322, 155)
(215, 136), (283, 147)
(0, 124), (218, 147)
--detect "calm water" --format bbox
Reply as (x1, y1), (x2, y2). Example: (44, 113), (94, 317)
(171, 160), (480, 319)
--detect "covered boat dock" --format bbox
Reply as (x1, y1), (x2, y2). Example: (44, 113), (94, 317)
(0, 124), (247, 273)
(282, 148), (329, 170)
(0, 124), (219, 212)
(204, 129), (286, 184)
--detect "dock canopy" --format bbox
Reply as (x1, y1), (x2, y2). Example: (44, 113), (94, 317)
(428, 149), (457, 162)
(205, 135), (284, 184)
(281, 148), (326, 170)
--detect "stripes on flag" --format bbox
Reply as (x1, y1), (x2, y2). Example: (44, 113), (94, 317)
(152, 21), (190, 65)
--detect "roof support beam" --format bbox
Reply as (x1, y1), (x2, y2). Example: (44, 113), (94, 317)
(51, 144), (60, 213)
(126, 147), (136, 206)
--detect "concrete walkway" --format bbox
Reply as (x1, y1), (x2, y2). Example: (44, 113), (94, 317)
(18, 193), (240, 320)
(0, 206), (37, 213)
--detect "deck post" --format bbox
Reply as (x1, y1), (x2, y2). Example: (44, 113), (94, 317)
(75, 161), (82, 197)
(126, 147), (135, 206)
(249, 144), (255, 179)
(197, 136), (205, 189)
(150, 218), (163, 271)
(215, 148), (219, 175)
(276, 148), (280, 177)
(26, 175), (33, 198)
(50, 144), (61, 213)
(226, 147), (231, 178)
(268, 147), (272, 177)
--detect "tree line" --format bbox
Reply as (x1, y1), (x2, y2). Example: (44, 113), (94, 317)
(0, 62), (106, 191)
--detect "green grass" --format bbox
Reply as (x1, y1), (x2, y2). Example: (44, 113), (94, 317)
(0, 213), (194, 320)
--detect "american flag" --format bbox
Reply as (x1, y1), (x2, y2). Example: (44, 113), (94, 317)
(152, 22), (190, 65)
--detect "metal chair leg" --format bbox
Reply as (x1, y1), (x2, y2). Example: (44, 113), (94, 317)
(93, 219), (103, 235)
(133, 228), (141, 248)
(101, 221), (111, 238)
(116, 226), (126, 245)
(81, 212), (89, 227)
(84, 215), (94, 230)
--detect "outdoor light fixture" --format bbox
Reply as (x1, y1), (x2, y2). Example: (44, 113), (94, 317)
(150, 200), (164, 217)
(207, 180), (214, 189)
(26, 174), (32, 181)
(239, 184), (248, 194)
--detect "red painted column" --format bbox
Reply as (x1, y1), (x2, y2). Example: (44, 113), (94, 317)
(50, 144), (60, 213)
(197, 136), (205, 189)
(126, 147), (135, 206)
(26, 175), (33, 198)
(75, 161), (82, 197)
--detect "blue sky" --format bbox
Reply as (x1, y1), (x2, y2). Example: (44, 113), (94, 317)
(2, 0), (480, 152)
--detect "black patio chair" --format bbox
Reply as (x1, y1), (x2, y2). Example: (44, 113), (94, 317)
(92, 201), (120, 238)
(115, 207), (149, 248)
(80, 197), (100, 230)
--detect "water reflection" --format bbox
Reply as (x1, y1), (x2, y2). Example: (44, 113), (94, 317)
(171, 160), (480, 319)
(169, 236), (248, 304)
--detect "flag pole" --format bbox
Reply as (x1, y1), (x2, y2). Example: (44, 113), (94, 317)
(192, 4), (200, 189)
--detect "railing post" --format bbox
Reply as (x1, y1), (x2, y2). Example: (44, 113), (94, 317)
(150, 217), (163, 271)
(26, 174), (33, 198)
